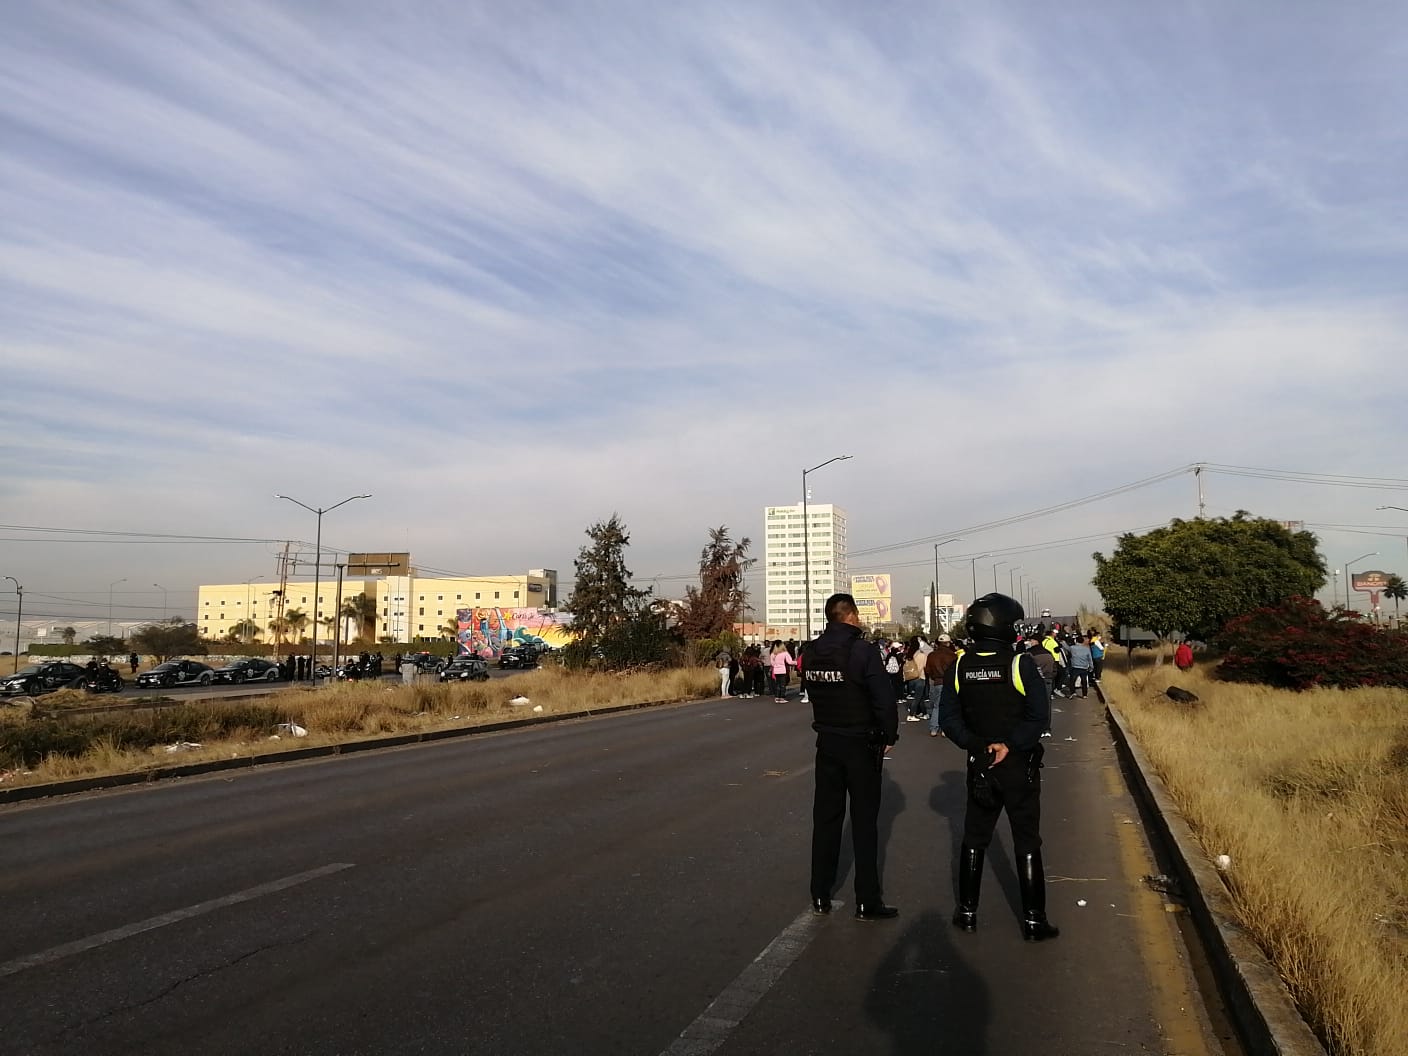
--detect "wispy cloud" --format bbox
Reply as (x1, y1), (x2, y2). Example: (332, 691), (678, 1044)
(2, 2), (1406, 614)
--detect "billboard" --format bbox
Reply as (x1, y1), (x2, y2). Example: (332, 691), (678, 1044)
(456, 607), (573, 658)
(347, 552), (411, 576)
(851, 573), (893, 625)
(1351, 570), (1390, 592)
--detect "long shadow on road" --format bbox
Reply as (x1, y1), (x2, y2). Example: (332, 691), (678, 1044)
(865, 909), (991, 1055)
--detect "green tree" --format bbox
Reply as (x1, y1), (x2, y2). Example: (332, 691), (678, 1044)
(131, 619), (206, 662)
(676, 526), (754, 640)
(438, 618), (459, 640)
(81, 634), (128, 658)
(60, 626), (77, 646)
(1092, 512), (1326, 641)
(340, 592), (378, 641)
(564, 514), (674, 668)
(284, 608), (310, 643)
(1383, 574), (1407, 626)
(229, 619), (261, 642)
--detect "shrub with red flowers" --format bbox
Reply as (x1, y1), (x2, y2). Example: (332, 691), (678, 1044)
(1216, 595), (1408, 689)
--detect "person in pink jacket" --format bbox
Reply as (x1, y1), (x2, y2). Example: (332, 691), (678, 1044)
(769, 640), (796, 702)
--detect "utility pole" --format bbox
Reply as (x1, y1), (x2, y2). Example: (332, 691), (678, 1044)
(801, 456), (851, 640)
(3, 577), (21, 673)
(1195, 464), (1206, 518)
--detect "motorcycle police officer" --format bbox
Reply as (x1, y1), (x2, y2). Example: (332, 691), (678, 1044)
(806, 592), (900, 920)
(937, 593), (1060, 941)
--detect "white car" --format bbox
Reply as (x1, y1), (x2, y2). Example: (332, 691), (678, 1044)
(1041, 608), (1052, 618)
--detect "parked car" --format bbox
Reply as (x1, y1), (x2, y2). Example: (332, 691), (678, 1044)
(0, 661), (87, 697)
(212, 658), (281, 684)
(439, 656), (490, 682)
(499, 646), (539, 670)
(135, 659), (216, 689)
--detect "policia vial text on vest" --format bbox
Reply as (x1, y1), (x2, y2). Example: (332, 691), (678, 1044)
(806, 592), (901, 921)
(937, 593), (1060, 941)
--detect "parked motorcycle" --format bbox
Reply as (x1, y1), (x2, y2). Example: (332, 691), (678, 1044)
(83, 666), (125, 694)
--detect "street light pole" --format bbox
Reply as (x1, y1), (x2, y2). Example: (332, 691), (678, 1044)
(277, 493), (372, 681)
(801, 456), (851, 640)
(932, 538), (959, 637)
(970, 554), (990, 602)
(3, 576), (21, 673)
(1344, 551), (1378, 614)
(1375, 507), (1408, 567)
(108, 578), (127, 636)
(152, 583), (168, 622)
(244, 576), (264, 644)
(992, 560), (1008, 593)
(1009, 565), (1023, 598)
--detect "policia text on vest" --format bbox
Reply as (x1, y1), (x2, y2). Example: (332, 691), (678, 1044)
(806, 596), (900, 922)
(937, 608), (1061, 942)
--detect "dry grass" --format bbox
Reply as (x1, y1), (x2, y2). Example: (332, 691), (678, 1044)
(1, 666), (718, 788)
(1107, 663), (1408, 1056)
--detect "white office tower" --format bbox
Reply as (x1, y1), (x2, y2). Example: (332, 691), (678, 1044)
(764, 503), (848, 638)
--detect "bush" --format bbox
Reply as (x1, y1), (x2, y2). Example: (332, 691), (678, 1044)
(1216, 595), (1408, 690)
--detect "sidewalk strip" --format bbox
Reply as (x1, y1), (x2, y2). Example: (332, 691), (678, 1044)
(0, 862), (354, 978)
(660, 906), (830, 1056)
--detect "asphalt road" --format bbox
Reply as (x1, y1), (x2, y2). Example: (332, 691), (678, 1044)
(0, 691), (1232, 1055)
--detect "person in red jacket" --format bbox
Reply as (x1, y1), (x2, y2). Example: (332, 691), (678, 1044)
(1174, 641), (1194, 670)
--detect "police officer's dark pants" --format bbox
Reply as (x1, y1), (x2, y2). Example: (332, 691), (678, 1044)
(963, 756), (1042, 856)
(811, 733), (883, 903)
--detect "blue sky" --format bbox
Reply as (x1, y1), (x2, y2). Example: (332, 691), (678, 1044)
(3, 2), (1407, 624)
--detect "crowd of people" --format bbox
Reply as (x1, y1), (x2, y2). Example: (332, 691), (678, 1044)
(716, 623), (1109, 722)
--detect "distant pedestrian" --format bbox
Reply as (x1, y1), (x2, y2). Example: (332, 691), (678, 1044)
(1174, 641), (1194, 671)
(128, 652), (139, 674)
(739, 645), (764, 699)
(901, 644), (927, 722)
(1089, 633), (1106, 682)
(925, 635), (959, 737)
(770, 641), (796, 701)
(716, 650), (733, 698)
(1067, 635), (1093, 698)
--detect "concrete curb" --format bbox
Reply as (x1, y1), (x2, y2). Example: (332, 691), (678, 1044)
(0, 693), (709, 806)
(1105, 700), (1326, 1056)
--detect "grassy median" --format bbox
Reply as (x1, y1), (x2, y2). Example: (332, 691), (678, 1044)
(1107, 662), (1408, 1056)
(0, 666), (719, 788)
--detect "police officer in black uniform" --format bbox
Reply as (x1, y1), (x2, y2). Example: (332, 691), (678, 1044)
(806, 592), (900, 920)
(938, 593), (1059, 941)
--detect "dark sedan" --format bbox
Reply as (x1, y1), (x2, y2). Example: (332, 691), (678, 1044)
(498, 646), (539, 669)
(0, 661), (87, 697)
(212, 658), (282, 684)
(135, 659), (216, 689)
(439, 657), (490, 682)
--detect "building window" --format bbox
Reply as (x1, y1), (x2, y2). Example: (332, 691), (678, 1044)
(475, 592), (481, 600)
(493, 591), (500, 599)
(437, 595), (443, 602)
(220, 600), (225, 606)
(513, 591), (520, 599)
(418, 624), (424, 632)
(418, 607), (424, 616)
(456, 594), (462, 601)
(437, 610), (442, 617)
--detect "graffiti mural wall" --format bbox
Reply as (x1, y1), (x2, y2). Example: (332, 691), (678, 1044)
(456, 607), (574, 658)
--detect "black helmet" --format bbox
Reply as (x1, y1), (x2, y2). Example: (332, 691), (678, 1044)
(965, 593), (1025, 643)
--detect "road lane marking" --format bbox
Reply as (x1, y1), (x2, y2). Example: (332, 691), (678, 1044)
(660, 905), (832, 1056)
(0, 862), (354, 978)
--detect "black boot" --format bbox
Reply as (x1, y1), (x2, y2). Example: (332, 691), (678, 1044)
(952, 845), (983, 932)
(1017, 850), (1060, 941)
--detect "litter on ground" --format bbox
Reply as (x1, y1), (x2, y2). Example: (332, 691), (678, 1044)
(164, 741), (204, 753)
(509, 696), (531, 706)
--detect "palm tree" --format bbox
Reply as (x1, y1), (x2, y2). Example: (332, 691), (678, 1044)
(230, 619), (261, 643)
(340, 592), (378, 642)
(267, 615), (290, 646)
(61, 626), (78, 646)
(438, 618), (459, 640)
(284, 607), (310, 643)
(1384, 574), (1407, 627)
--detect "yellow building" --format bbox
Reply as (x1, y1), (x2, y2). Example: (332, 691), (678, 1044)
(197, 580), (377, 644)
(374, 570), (558, 642)
(197, 569), (558, 645)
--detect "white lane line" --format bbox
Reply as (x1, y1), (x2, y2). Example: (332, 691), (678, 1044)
(0, 862), (354, 978)
(660, 905), (834, 1056)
